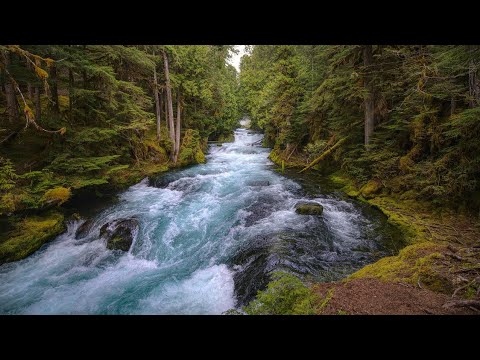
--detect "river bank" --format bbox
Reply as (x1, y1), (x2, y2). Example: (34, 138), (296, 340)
(0, 129), (215, 266)
(265, 153), (480, 314)
(0, 128), (406, 314)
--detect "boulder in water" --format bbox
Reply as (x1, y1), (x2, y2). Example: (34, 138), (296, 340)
(294, 201), (323, 215)
(247, 180), (270, 187)
(75, 219), (94, 239)
(100, 218), (139, 251)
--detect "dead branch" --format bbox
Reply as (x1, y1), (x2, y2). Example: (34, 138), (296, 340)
(443, 299), (480, 310)
(299, 137), (348, 173)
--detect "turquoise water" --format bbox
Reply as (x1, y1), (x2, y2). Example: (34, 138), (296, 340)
(0, 129), (402, 314)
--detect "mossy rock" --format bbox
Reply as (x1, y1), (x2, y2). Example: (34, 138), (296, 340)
(100, 218), (138, 251)
(217, 133), (235, 143)
(295, 201), (323, 215)
(42, 187), (71, 206)
(360, 180), (382, 199)
(0, 211), (66, 264)
(107, 235), (132, 251)
(348, 241), (453, 293)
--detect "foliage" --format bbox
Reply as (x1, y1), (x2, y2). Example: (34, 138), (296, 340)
(240, 45), (480, 213)
(0, 156), (17, 192)
(243, 272), (317, 315)
(1, 45), (240, 214)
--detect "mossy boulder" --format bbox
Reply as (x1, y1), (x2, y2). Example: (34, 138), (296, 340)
(0, 211), (66, 264)
(295, 201), (323, 215)
(100, 218), (139, 251)
(41, 187), (71, 206)
(217, 133), (235, 143)
(360, 180), (382, 199)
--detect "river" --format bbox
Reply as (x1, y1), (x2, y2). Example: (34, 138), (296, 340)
(0, 128), (403, 314)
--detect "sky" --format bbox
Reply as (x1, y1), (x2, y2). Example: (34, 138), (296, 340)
(227, 45), (247, 72)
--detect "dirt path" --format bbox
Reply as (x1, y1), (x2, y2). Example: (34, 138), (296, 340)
(313, 278), (479, 315)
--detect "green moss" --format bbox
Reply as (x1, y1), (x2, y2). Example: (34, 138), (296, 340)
(328, 172), (360, 197)
(368, 197), (430, 244)
(0, 211), (65, 264)
(177, 129), (206, 166)
(217, 133), (235, 143)
(195, 149), (205, 163)
(348, 242), (452, 293)
(295, 202), (324, 215)
(243, 272), (318, 315)
(360, 180), (382, 199)
(41, 187), (71, 206)
(465, 286), (477, 299)
(269, 147), (305, 169)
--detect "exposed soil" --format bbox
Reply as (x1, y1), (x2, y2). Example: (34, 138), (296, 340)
(313, 278), (480, 315)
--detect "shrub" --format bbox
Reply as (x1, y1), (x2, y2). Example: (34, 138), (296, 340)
(243, 272), (317, 315)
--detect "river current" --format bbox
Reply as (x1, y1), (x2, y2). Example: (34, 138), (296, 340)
(0, 128), (402, 314)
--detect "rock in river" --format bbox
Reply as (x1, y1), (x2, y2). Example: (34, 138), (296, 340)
(99, 218), (139, 251)
(294, 201), (323, 215)
(246, 180), (270, 187)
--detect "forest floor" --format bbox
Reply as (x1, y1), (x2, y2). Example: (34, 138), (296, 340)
(312, 175), (480, 315)
(313, 278), (477, 315)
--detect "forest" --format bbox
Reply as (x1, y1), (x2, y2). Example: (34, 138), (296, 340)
(0, 45), (239, 217)
(239, 45), (480, 211)
(1, 45), (479, 315)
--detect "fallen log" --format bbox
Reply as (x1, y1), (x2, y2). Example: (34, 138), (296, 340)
(299, 137), (348, 173)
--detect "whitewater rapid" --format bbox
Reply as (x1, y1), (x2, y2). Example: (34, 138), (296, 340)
(0, 128), (402, 314)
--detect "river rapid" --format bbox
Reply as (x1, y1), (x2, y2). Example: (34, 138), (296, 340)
(0, 128), (403, 314)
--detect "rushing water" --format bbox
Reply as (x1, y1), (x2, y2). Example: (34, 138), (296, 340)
(0, 128), (403, 314)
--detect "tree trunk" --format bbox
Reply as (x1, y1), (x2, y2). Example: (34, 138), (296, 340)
(162, 50), (176, 160)
(68, 68), (74, 124)
(4, 54), (19, 124)
(50, 62), (60, 115)
(28, 83), (34, 100)
(363, 45), (374, 146)
(469, 60), (479, 108)
(164, 90), (169, 133)
(153, 62), (162, 141)
(450, 97), (456, 116)
(34, 86), (41, 121)
(174, 91), (182, 163)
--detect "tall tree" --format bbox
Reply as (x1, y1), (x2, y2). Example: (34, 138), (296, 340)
(153, 56), (162, 141)
(174, 91), (181, 163)
(363, 45), (374, 146)
(163, 49), (176, 160)
(49, 62), (60, 115)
